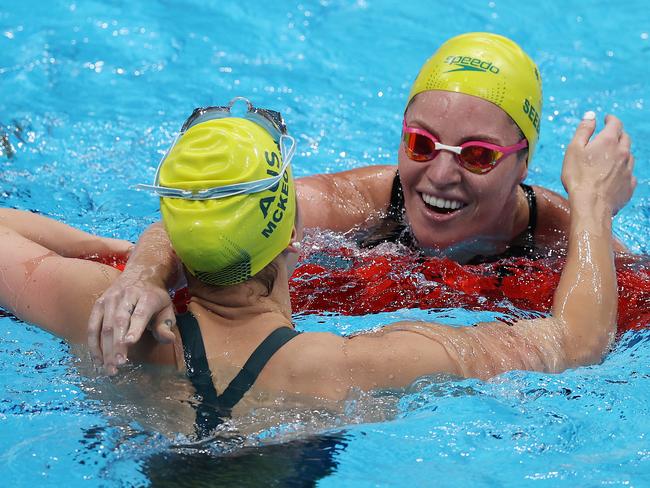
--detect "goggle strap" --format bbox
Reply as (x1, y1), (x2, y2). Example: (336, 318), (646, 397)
(280, 134), (296, 164)
(135, 135), (295, 201)
(150, 132), (181, 187)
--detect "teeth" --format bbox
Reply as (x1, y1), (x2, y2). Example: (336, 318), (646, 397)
(421, 193), (464, 210)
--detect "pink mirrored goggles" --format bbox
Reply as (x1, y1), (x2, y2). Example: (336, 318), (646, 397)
(402, 120), (528, 174)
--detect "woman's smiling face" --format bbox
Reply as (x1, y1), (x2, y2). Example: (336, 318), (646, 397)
(398, 90), (529, 254)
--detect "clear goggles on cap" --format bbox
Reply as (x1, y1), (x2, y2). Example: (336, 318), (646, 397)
(136, 97), (296, 200)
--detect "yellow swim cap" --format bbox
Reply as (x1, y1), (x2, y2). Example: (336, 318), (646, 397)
(408, 32), (543, 162)
(159, 118), (296, 286)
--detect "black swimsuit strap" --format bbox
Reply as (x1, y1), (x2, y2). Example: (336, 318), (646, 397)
(176, 313), (224, 436)
(519, 183), (538, 246)
(176, 313), (220, 404)
(176, 313), (300, 436)
(217, 326), (300, 413)
(387, 170), (404, 219)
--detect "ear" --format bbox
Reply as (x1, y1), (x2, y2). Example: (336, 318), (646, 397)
(518, 156), (529, 183)
(285, 225), (301, 254)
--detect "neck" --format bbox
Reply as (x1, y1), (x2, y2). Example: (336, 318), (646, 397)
(186, 262), (293, 325)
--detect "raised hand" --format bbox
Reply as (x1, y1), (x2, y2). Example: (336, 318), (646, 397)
(562, 112), (636, 215)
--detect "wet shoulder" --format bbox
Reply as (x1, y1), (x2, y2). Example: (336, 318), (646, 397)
(296, 165), (398, 232)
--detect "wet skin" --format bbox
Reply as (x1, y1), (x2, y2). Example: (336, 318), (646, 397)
(398, 90), (530, 258)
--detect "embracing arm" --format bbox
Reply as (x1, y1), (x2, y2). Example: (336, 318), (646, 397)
(0, 212), (121, 344)
(0, 212), (178, 369)
(292, 194), (619, 396)
(287, 113), (635, 397)
(87, 221), (182, 371)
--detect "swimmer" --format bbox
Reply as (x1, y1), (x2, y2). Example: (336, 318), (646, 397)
(98, 33), (634, 362)
(0, 99), (635, 436)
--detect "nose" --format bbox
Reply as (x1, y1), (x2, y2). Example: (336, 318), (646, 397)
(424, 150), (463, 187)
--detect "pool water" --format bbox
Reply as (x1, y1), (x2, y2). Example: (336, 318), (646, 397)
(1, 0), (649, 486)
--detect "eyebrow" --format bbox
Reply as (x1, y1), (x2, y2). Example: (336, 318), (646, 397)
(406, 117), (506, 145)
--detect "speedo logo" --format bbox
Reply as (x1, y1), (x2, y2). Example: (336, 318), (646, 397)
(444, 55), (500, 74)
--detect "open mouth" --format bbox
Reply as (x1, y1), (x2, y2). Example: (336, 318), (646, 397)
(420, 193), (467, 214)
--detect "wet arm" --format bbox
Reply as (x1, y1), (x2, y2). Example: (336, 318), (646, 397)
(0, 221), (120, 343)
(0, 208), (132, 258)
(534, 185), (629, 253)
(0, 219), (176, 367)
(549, 194), (617, 365)
(291, 114), (634, 396)
(296, 165), (396, 231)
(117, 221), (183, 291)
(294, 191), (620, 397)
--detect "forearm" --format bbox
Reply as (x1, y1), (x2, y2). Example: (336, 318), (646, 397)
(552, 195), (617, 367)
(0, 208), (132, 258)
(121, 221), (182, 290)
(536, 187), (628, 253)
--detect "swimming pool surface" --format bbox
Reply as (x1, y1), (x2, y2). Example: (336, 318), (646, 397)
(1, 1), (649, 486)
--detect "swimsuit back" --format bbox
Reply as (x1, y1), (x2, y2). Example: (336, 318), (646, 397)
(176, 312), (300, 437)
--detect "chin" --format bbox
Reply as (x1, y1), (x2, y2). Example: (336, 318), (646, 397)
(426, 227), (514, 260)
(411, 228), (465, 252)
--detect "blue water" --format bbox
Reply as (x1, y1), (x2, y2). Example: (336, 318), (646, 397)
(1, 0), (649, 486)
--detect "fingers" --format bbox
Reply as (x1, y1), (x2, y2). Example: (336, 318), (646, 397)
(149, 304), (177, 344)
(101, 303), (117, 375)
(586, 113), (631, 164)
(100, 293), (135, 374)
(627, 153), (635, 171)
(125, 295), (159, 344)
(604, 114), (624, 140)
(86, 277), (175, 375)
(88, 293), (124, 375)
(110, 300), (135, 369)
(563, 110), (636, 211)
(628, 155), (637, 197)
(620, 132), (631, 153)
(124, 290), (174, 344)
(87, 300), (105, 363)
(571, 111), (597, 147)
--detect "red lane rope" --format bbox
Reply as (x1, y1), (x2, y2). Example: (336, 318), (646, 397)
(90, 250), (650, 335)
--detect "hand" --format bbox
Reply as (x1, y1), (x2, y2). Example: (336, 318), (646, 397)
(87, 269), (177, 375)
(562, 112), (636, 215)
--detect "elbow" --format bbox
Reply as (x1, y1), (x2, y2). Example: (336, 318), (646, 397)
(562, 347), (606, 370)
(558, 319), (615, 370)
